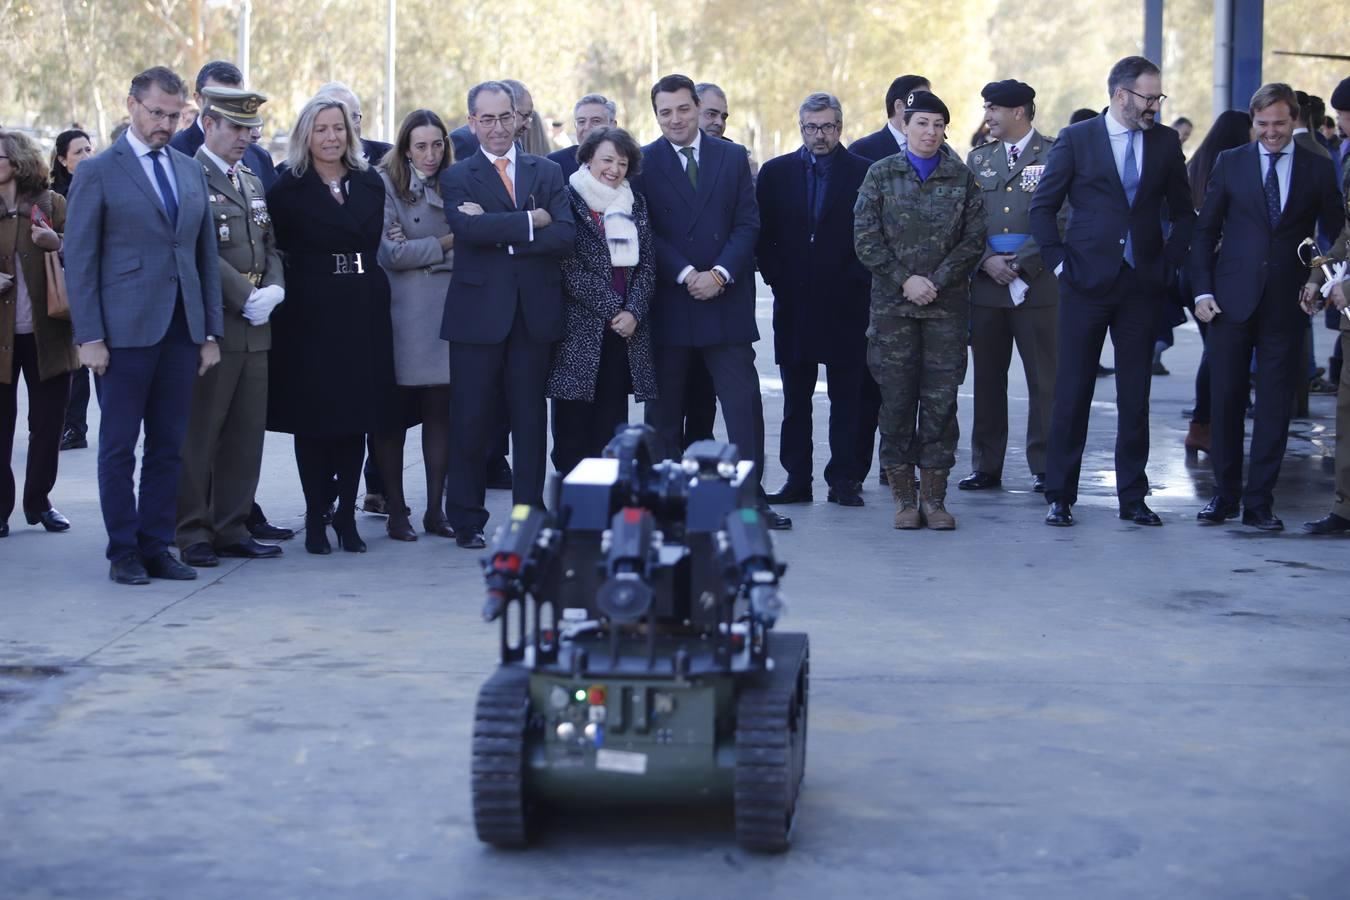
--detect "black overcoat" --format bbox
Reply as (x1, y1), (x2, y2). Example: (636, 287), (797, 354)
(755, 147), (872, 366)
(265, 165), (401, 437)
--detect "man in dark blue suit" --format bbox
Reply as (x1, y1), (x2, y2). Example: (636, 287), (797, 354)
(65, 67), (223, 584)
(1029, 56), (1195, 527)
(757, 92), (872, 508)
(1190, 83), (1343, 530)
(635, 74), (789, 529)
(439, 81), (575, 549)
(847, 73), (929, 490)
(171, 61), (276, 190)
(450, 124), (479, 162)
(547, 93), (616, 181)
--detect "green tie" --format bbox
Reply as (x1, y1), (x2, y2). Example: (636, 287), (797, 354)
(680, 146), (699, 190)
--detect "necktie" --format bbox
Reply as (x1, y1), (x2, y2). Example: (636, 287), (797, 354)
(1008, 144), (1020, 168)
(493, 157), (515, 205)
(1264, 151), (1284, 227)
(680, 146), (699, 190)
(148, 149), (179, 228)
(1121, 133), (1140, 266)
(227, 166), (241, 194)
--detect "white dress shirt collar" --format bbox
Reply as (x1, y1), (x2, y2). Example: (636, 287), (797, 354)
(124, 127), (158, 159)
(886, 120), (907, 151)
(480, 142), (518, 168)
(669, 129), (703, 163)
(200, 146), (235, 179)
(1004, 129), (1034, 160)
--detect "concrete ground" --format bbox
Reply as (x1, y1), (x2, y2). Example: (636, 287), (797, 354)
(2, 287), (1348, 900)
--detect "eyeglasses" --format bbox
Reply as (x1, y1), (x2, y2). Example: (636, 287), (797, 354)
(703, 110), (730, 121)
(475, 114), (516, 130)
(134, 99), (183, 124)
(1123, 88), (1167, 107)
(800, 122), (840, 136)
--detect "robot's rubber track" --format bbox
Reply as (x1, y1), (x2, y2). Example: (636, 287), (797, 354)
(734, 633), (809, 853)
(471, 665), (533, 847)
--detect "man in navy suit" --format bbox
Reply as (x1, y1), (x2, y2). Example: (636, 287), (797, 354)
(848, 73), (929, 490)
(439, 81), (575, 549)
(65, 66), (223, 584)
(547, 93), (616, 180)
(170, 61), (276, 191)
(1190, 83), (1343, 530)
(1029, 56), (1195, 527)
(636, 74), (790, 529)
(758, 92), (873, 508)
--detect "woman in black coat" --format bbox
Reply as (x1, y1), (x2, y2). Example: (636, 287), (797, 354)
(267, 96), (402, 554)
(546, 128), (656, 475)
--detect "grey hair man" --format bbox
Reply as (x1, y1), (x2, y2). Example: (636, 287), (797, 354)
(547, 93), (618, 178)
(695, 82), (730, 139)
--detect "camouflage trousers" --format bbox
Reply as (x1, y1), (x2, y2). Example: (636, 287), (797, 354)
(867, 314), (968, 470)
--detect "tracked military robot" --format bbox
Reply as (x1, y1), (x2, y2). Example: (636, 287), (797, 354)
(470, 426), (808, 852)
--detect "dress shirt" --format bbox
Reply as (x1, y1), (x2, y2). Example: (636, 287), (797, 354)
(1103, 110), (1143, 190)
(1259, 140), (1293, 212)
(887, 121), (908, 152)
(200, 146), (235, 181)
(669, 130), (731, 286)
(479, 144), (533, 251)
(124, 127), (180, 212)
(1004, 130), (1034, 164)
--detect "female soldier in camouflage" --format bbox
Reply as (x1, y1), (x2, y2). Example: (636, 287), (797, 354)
(853, 91), (986, 530)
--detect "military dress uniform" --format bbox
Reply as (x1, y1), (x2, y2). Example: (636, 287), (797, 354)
(965, 126), (1061, 489)
(853, 91), (986, 529)
(1304, 212), (1350, 533)
(176, 88), (285, 561)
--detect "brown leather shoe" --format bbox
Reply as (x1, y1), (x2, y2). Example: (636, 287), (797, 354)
(1184, 422), (1210, 454)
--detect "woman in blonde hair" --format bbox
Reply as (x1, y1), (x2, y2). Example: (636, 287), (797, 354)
(0, 130), (79, 537)
(265, 95), (401, 554)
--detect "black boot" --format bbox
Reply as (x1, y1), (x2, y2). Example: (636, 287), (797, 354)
(332, 507), (367, 553)
(304, 514), (332, 555)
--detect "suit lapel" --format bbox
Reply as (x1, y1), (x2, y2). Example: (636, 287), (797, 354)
(652, 140), (697, 207)
(514, 155), (538, 211)
(1094, 117), (1129, 207)
(1005, 130), (1047, 186)
(467, 152), (516, 211)
(689, 134), (725, 221)
(198, 153), (243, 208)
(114, 139), (173, 229)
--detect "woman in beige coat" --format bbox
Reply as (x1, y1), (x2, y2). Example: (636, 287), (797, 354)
(376, 109), (455, 539)
(0, 130), (79, 537)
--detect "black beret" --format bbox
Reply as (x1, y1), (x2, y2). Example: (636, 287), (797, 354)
(905, 90), (950, 123)
(981, 79), (1036, 108)
(1332, 77), (1350, 112)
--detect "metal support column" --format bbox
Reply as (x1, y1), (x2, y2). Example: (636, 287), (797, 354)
(1144, 0), (1164, 64)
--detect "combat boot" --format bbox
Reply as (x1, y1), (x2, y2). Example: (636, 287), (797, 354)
(886, 464), (921, 529)
(919, 468), (956, 530)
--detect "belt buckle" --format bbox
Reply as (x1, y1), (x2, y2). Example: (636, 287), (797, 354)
(333, 252), (366, 275)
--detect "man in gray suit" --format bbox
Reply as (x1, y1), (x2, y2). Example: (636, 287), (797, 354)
(65, 66), (223, 585)
(961, 80), (1061, 494)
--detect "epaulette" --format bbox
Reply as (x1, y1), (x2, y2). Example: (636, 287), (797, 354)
(974, 138), (998, 151)
(237, 163), (254, 176)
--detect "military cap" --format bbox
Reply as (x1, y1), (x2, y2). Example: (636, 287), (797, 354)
(1331, 77), (1350, 112)
(905, 90), (950, 123)
(981, 79), (1036, 108)
(201, 86), (268, 128)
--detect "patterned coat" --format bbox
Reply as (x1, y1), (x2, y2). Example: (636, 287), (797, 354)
(546, 185), (658, 403)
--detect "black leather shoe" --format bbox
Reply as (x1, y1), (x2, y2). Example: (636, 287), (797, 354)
(110, 556), (150, 585)
(766, 482), (813, 504)
(144, 550), (198, 580)
(304, 514), (332, 555)
(1096, 364), (1115, 378)
(485, 461), (513, 491)
(181, 542), (220, 567)
(1241, 507), (1284, 532)
(826, 485), (864, 507)
(26, 508), (70, 532)
(249, 520), (295, 541)
(758, 504), (792, 530)
(1120, 500), (1163, 526)
(217, 538), (283, 559)
(958, 471), (1001, 491)
(1045, 501), (1074, 527)
(59, 427), (87, 450)
(423, 513), (456, 538)
(1032, 473), (1046, 493)
(1302, 513), (1350, 535)
(0, 522), (9, 538)
(1196, 496), (1240, 524)
(457, 528), (487, 549)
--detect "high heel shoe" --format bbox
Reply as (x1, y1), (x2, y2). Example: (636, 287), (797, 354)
(1184, 422), (1211, 455)
(304, 514), (332, 555)
(332, 510), (367, 553)
(422, 512), (456, 538)
(386, 512), (418, 542)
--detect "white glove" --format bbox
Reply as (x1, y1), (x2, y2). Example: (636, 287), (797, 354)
(242, 284), (285, 325)
(1319, 261), (1349, 299)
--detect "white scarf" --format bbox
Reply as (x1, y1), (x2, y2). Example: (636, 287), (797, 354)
(568, 167), (639, 267)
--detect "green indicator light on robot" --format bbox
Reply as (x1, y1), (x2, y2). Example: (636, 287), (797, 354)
(574, 689), (587, 702)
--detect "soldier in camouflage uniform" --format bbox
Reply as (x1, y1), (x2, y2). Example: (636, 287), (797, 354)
(853, 91), (986, 530)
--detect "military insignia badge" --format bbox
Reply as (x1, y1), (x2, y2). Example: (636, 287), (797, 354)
(1020, 165), (1045, 192)
(218, 223), (231, 242)
(249, 197), (270, 228)
(980, 168), (997, 179)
